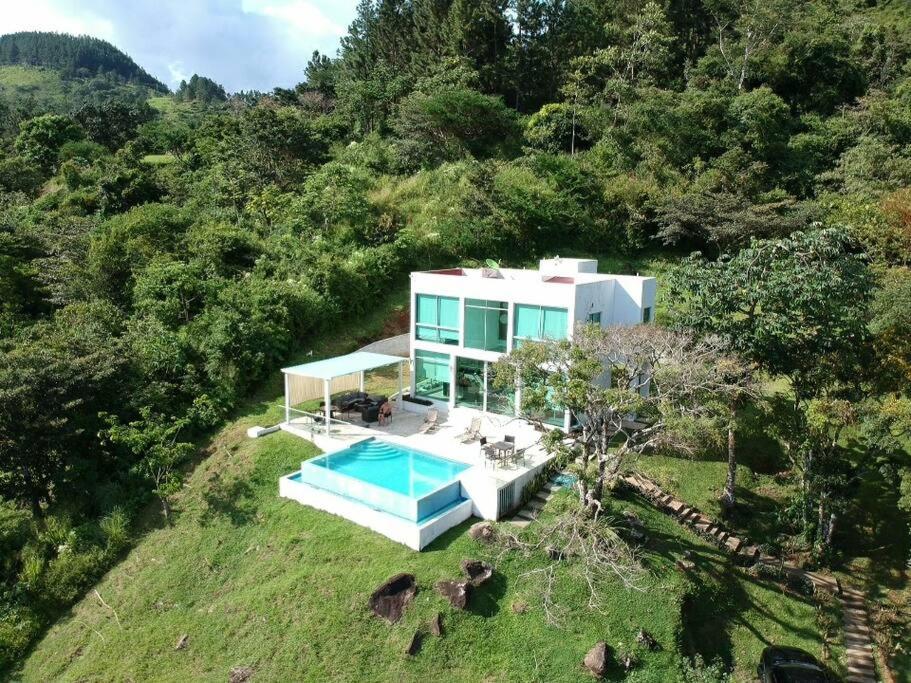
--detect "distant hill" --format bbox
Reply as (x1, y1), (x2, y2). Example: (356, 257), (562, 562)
(0, 32), (167, 92)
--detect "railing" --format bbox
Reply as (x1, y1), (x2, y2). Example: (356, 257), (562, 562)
(496, 481), (516, 519)
(285, 407), (366, 439)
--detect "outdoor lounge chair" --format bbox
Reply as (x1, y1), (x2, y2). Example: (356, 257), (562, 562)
(418, 408), (439, 434)
(459, 417), (482, 444)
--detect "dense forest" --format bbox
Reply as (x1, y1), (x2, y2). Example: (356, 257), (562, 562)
(1, 0), (910, 673)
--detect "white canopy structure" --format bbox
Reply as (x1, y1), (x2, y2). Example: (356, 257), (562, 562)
(282, 351), (407, 433)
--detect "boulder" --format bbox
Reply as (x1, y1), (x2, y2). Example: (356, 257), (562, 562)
(435, 579), (470, 609)
(468, 521), (497, 544)
(676, 559), (696, 572)
(429, 612), (443, 637)
(405, 630), (423, 656)
(461, 559), (494, 587)
(369, 573), (417, 624)
(229, 666), (254, 683)
(583, 641), (610, 678)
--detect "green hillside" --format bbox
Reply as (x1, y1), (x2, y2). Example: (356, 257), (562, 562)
(2, 1), (911, 680)
(0, 32), (166, 91)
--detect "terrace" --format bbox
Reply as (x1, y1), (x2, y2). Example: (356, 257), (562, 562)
(264, 349), (555, 549)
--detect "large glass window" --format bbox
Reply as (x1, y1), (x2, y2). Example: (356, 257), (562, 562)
(486, 365), (514, 416)
(513, 304), (568, 346)
(464, 299), (508, 352)
(455, 357), (484, 409)
(414, 350), (450, 401)
(415, 294), (459, 345)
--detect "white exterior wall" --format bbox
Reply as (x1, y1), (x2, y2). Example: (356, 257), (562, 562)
(610, 275), (657, 325)
(409, 266), (656, 426)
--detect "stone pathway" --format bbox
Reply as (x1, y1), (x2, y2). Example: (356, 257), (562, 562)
(506, 473), (566, 527)
(842, 586), (877, 683)
(620, 472), (882, 682)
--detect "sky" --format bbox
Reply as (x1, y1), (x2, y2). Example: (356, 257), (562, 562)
(1, 0), (360, 92)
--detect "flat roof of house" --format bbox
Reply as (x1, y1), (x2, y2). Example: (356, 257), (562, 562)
(413, 267), (633, 284)
(282, 351), (404, 380)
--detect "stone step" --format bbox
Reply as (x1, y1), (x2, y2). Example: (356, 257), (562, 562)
(845, 646), (874, 658)
(544, 482), (563, 493)
(845, 622), (870, 638)
(845, 675), (877, 683)
(533, 492), (551, 503)
(516, 508), (538, 521)
(667, 499), (686, 514)
(844, 633), (870, 644)
(527, 499), (546, 511)
(724, 536), (743, 553)
(846, 661), (876, 673)
(508, 518), (531, 528)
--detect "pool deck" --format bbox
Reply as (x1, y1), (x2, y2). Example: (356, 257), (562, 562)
(279, 406), (555, 521)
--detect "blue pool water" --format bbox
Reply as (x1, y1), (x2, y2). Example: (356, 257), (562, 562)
(312, 439), (469, 498)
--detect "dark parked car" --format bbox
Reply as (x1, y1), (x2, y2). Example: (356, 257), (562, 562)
(757, 646), (833, 682)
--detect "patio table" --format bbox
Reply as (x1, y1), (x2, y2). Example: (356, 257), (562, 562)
(490, 441), (515, 456)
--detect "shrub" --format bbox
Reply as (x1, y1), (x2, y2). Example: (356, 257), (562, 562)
(0, 603), (41, 671)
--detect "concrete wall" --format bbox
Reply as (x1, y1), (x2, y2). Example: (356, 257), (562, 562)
(279, 474), (472, 550)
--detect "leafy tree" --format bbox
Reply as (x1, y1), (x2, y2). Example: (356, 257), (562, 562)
(104, 407), (196, 519)
(392, 87), (519, 166)
(14, 114), (84, 172)
(668, 230), (875, 550)
(0, 303), (125, 518)
(73, 98), (154, 150)
(871, 267), (911, 390)
(174, 74), (228, 103)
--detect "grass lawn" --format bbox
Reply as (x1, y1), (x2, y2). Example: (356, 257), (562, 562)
(17, 408), (833, 682)
(14, 268), (838, 682)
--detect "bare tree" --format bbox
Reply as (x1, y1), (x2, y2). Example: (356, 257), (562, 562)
(712, 0), (794, 91)
(493, 324), (750, 516)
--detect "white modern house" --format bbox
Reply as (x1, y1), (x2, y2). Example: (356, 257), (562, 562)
(409, 257), (657, 429)
(270, 258), (657, 550)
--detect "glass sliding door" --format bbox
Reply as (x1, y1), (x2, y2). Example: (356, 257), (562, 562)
(415, 294), (460, 345)
(464, 299), (508, 352)
(455, 357), (484, 409)
(414, 350), (450, 401)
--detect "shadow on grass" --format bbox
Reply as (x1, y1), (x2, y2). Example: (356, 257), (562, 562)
(611, 489), (820, 673)
(468, 571), (507, 618)
(199, 475), (258, 527)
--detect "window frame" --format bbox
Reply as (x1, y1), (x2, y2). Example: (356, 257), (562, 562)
(415, 293), (460, 345)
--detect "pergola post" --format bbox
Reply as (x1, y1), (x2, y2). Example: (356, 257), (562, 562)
(324, 379), (331, 435)
(284, 373), (290, 424)
(359, 371), (365, 392)
(397, 361), (404, 408)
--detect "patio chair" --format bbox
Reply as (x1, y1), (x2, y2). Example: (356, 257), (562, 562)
(459, 417), (482, 444)
(418, 408), (439, 434)
(479, 437), (495, 468)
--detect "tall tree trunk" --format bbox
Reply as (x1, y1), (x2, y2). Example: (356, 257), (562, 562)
(720, 422), (736, 515)
(31, 494), (44, 521)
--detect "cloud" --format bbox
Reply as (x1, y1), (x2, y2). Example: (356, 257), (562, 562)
(2, 0), (359, 92)
(2, 0), (115, 40)
(241, 0), (345, 36)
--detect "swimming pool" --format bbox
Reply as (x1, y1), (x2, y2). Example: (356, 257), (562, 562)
(291, 438), (470, 523)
